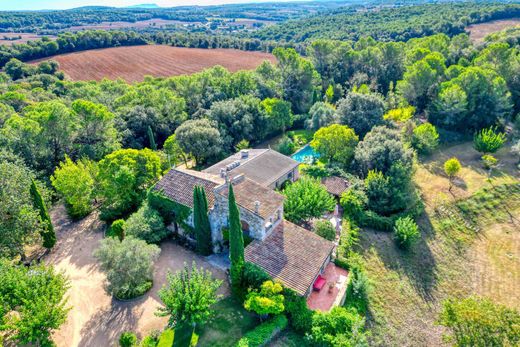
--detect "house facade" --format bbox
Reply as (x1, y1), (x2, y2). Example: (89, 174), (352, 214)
(153, 149), (335, 297)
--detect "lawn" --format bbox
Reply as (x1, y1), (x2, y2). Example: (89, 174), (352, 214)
(196, 297), (260, 346)
(357, 141), (520, 346)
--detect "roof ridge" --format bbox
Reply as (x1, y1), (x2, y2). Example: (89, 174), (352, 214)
(174, 168), (223, 185)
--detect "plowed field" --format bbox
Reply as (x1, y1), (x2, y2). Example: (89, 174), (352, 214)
(35, 45), (275, 82)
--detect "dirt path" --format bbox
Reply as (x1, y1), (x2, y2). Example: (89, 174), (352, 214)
(46, 205), (230, 347)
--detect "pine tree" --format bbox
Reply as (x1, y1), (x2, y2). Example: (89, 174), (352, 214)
(193, 186), (212, 255)
(29, 179), (56, 249)
(228, 184), (244, 264)
(147, 125), (157, 150)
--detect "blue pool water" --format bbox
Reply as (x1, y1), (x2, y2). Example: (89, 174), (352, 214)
(291, 144), (320, 163)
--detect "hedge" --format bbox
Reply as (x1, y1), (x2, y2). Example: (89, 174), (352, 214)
(235, 315), (288, 347)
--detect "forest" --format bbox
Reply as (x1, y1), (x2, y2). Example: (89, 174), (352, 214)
(1, 1), (520, 346)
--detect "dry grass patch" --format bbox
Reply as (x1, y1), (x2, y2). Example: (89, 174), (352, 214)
(359, 141), (520, 346)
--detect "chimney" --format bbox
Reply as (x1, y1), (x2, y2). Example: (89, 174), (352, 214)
(240, 149), (249, 159)
(254, 201), (260, 214)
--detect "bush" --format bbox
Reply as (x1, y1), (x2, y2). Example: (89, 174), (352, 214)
(119, 332), (138, 347)
(473, 127), (506, 154)
(345, 265), (371, 314)
(276, 136), (295, 156)
(235, 315), (288, 347)
(244, 281), (285, 316)
(314, 220), (336, 241)
(93, 236), (160, 299)
(358, 210), (396, 231)
(242, 262), (271, 292)
(393, 216), (420, 250)
(411, 122), (439, 154)
(310, 307), (368, 346)
(109, 219), (126, 241)
(481, 154), (498, 169)
(125, 203), (168, 243)
(340, 189), (367, 222)
(283, 289), (314, 334)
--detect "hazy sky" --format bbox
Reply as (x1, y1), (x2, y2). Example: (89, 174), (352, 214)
(0, 0), (293, 11)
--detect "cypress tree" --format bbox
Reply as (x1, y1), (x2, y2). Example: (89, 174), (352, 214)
(193, 186), (212, 255)
(147, 125), (157, 151)
(29, 179), (56, 249)
(228, 184), (244, 265)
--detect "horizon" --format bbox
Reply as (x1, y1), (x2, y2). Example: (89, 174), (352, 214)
(0, 0), (310, 11)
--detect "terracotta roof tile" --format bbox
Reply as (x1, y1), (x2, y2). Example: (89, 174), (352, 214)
(321, 176), (350, 197)
(216, 176), (284, 219)
(245, 220), (335, 296)
(153, 168), (223, 209)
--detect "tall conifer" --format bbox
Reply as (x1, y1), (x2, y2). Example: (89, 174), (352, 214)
(30, 179), (56, 249)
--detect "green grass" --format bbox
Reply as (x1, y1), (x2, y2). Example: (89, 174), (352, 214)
(287, 129), (314, 150)
(196, 297), (259, 347)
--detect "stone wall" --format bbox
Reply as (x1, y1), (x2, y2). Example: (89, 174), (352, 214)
(270, 167), (300, 190)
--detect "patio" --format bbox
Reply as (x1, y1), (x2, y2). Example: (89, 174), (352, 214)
(307, 263), (349, 312)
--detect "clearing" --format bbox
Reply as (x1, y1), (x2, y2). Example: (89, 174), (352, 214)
(0, 32), (56, 46)
(360, 142), (520, 346)
(467, 18), (520, 42)
(32, 45), (275, 82)
(45, 205), (230, 347)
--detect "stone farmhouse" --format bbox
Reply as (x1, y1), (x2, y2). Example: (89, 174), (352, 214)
(153, 148), (335, 297)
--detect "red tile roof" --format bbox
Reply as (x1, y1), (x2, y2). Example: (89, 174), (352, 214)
(245, 220), (335, 296)
(321, 176), (349, 197)
(153, 168), (224, 209)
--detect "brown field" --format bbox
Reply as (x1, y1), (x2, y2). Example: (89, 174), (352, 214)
(34, 45), (276, 82)
(0, 32), (56, 46)
(467, 18), (520, 42)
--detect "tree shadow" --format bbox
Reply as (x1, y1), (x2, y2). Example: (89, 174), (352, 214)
(358, 213), (439, 303)
(78, 298), (146, 346)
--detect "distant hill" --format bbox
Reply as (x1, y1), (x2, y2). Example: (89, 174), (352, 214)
(126, 4), (161, 9)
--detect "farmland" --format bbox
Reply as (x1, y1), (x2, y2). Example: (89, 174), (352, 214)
(467, 18), (520, 42)
(33, 45), (275, 82)
(0, 32), (55, 46)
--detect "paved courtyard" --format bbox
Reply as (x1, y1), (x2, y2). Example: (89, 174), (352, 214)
(307, 263), (349, 312)
(46, 205), (230, 347)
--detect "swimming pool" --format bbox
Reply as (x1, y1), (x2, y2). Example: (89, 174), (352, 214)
(291, 144), (320, 163)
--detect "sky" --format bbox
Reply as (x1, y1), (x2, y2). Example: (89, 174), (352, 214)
(0, 0), (295, 11)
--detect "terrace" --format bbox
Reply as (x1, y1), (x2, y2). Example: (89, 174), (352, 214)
(307, 263), (349, 312)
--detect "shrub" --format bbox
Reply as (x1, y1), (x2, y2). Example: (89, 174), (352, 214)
(242, 262), (271, 292)
(314, 220), (336, 241)
(444, 157), (461, 191)
(473, 127), (506, 154)
(94, 236), (160, 299)
(481, 154), (498, 169)
(109, 219), (126, 241)
(411, 122), (439, 154)
(346, 265), (371, 314)
(393, 216), (420, 250)
(276, 136), (295, 156)
(235, 315), (288, 347)
(310, 307), (368, 346)
(340, 189), (367, 222)
(124, 203), (168, 243)
(283, 289), (314, 333)
(244, 280), (285, 316)
(119, 332), (138, 347)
